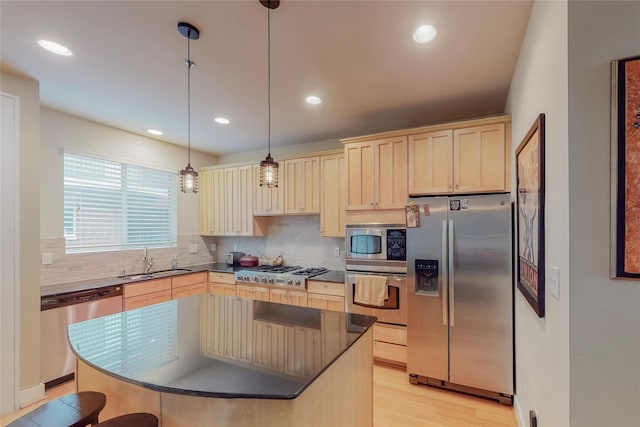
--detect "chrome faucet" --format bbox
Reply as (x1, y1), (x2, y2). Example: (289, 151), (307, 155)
(142, 247), (154, 274)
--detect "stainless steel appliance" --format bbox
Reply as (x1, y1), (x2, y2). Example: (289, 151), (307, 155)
(406, 194), (513, 404)
(225, 251), (244, 266)
(345, 224), (407, 325)
(234, 265), (328, 289)
(345, 224), (406, 273)
(345, 271), (407, 325)
(40, 285), (123, 387)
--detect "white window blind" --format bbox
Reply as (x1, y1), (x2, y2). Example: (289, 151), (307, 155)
(64, 152), (177, 253)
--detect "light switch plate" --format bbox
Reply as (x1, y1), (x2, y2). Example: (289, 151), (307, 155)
(42, 253), (53, 265)
(334, 247), (340, 257)
(189, 244), (199, 254)
(210, 243), (216, 252)
(549, 264), (560, 300)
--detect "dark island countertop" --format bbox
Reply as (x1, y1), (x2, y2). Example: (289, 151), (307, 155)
(68, 295), (375, 399)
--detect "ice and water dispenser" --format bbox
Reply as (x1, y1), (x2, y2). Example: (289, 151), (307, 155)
(415, 259), (439, 296)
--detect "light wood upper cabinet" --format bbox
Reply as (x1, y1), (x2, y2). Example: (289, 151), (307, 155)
(199, 169), (225, 236)
(320, 153), (346, 237)
(253, 164), (285, 216)
(284, 156), (320, 214)
(409, 122), (508, 195)
(453, 123), (506, 194)
(408, 130), (453, 194)
(345, 136), (408, 210)
(224, 165), (266, 236)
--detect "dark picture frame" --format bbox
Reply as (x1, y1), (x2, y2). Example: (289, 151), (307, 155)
(611, 55), (640, 279)
(516, 114), (545, 317)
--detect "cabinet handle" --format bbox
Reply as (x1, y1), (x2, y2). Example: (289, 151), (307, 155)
(455, 184), (459, 189)
(449, 183), (452, 190)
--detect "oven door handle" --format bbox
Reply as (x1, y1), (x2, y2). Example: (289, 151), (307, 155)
(441, 219), (448, 326)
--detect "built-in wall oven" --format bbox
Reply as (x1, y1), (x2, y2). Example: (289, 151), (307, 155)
(345, 224), (407, 326)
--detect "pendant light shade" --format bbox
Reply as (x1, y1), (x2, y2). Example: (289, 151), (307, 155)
(178, 22), (199, 193)
(259, 0), (280, 188)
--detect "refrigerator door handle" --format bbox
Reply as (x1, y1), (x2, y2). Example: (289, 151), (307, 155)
(448, 219), (455, 327)
(441, 219), (448, 326)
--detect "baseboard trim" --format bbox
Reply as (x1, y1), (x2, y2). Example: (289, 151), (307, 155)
(19, 382), (45, 408)
(513, 396), (525, 427)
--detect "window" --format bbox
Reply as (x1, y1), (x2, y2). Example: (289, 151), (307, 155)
(64, 152), (177, 253)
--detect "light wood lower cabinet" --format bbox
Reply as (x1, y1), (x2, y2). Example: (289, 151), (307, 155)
(372, 323), (407, 366)
(172, 272), (208, 299)
(123, 278), (172, 310)
(208, 272), (237, 297)
(306, 280), (345, 312)
(236, 284), (270, 302)
(270, 288), (308, 307)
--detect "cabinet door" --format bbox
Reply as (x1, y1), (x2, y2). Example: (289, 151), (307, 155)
(374, 136), (408, 209)
(253, 164), (285, 216)
(253, 286), (270, 302)
(200, 169), (225, 235)
(172, 282), (207, 299)
(236, 284), (255, 300)
(199, 170), (213, 235)
(200, 294), (227, 357)
(224, 297), (253, 363)
(453, 123), (506, 193)
(308, 293), (345, 312)
(320, 153), (346, 237)
(224, 166), (256, 235)
(284, 157), (320, 214)
(224, 168), (240, 234)
(269, 288), (289, 305)
(208, 282), (237, 297)
(253, 320), (285, 372)
(321, 311), (347, 363)
(408, 130), (453, 195)
(345, 141), (375, 210)
(287, 290), (308, 307)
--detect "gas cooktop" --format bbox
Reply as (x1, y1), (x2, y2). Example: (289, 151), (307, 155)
(234, 266), (329, 289)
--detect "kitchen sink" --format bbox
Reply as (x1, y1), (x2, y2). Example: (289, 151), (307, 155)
(118, 268), (192, 280)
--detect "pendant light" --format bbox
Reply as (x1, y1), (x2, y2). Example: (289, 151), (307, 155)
(178, 22), (199, 193)
(259, 0), (280, 188)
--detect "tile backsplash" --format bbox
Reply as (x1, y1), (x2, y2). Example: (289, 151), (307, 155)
(40, 216), (345, 286)
(40, 234), (215, 286)
(215, 216), (345, 270)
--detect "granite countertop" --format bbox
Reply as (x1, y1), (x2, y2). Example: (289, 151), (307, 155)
(41, 263), (345, 297)
(68, 295), (376, 399)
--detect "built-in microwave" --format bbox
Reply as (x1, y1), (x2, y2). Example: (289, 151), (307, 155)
(345, 224), (407, 273)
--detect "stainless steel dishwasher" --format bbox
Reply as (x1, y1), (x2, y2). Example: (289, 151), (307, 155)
(40, 285), (123, 387)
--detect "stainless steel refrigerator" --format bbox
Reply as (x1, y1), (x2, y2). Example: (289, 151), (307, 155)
(406, 193), (513, 403)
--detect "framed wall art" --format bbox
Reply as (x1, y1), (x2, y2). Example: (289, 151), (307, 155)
(611, 55), (640, 279)
(516, 114), (545, 317)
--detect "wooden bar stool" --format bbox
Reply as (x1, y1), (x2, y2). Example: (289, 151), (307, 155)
(7, 391), (106, 427)
(94, 413), (158, 427)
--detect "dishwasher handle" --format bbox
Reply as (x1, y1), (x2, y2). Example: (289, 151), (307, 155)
(41, 285), (123, 311)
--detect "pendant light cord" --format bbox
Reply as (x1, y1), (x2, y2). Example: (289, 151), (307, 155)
(187, 34), (192, 166)
(267, 8), (271, 157)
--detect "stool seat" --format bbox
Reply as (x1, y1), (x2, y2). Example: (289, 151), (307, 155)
(94, 413), (158, 427)
(8, 391), (106, 427)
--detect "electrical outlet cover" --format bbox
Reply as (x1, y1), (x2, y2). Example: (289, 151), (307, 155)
(189, 244), (199, 253)
(549, 265), (560, 300)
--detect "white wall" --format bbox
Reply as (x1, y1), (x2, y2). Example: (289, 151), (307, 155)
(0, 71), (42, 405)
(567, 2), (640, 426)
(40, 107), (217, 238)
(505, 2), (570, 425)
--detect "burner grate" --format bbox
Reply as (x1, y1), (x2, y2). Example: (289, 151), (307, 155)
(292, 267), (328, 277)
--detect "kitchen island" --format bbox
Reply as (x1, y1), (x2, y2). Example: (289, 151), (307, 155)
(69, 294), (375, 426)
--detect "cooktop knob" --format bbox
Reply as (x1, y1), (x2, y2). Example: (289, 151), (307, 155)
(268, 278), (274, 283)
(294, 280), (301, 286)
(253, 276), (259, 282)
(286, 279), (293, 285)
(261, 277), (268, 283)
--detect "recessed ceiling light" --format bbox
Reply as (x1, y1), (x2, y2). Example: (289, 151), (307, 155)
(147, 129), (163, 136)
(413, 25), (437, 44)
(38, 40), (73, 56)
(214, 117), (230, 124)
(305, 96), (322, 105)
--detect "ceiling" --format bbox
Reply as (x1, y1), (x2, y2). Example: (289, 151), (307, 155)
(0, 1), (532, 156)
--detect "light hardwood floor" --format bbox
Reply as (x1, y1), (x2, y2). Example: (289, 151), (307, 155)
(2, 365), (516, 426)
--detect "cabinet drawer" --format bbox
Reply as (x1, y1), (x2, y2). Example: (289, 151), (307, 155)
(208, 272), (235, 284)
(172, 271), (207, 288)
(373, 323), (407, 346)
(208, 282), (237, 297)
(124, 289), (172, 310)
(307, 280), (345, 296)
(172, 282), (207, 299)
(124, 278), (171, 298)
(373, 341), (407, 364)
